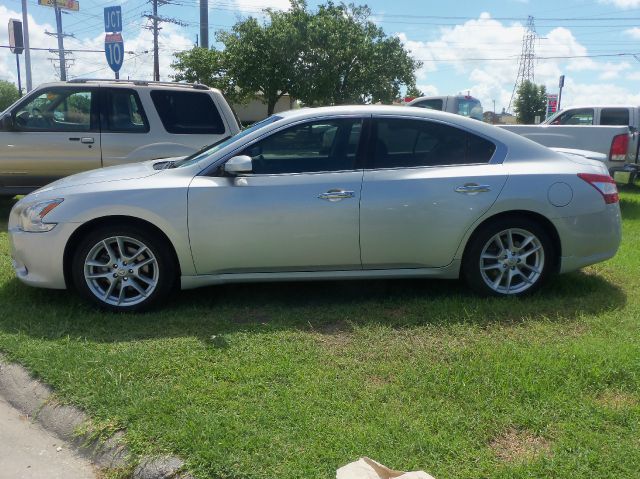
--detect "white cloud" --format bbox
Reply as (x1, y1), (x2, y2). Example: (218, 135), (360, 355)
(397, 13), (640, 111)
(416, 84), (439, 96)
(561, 81), (640, 106)
(0, 5), (192, 89)
(599, 0), (640, 8)
(623, 27), (640, 39)
(229, 0), (291, 14)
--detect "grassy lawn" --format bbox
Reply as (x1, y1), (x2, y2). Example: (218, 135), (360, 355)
(0, 188), (639, 479)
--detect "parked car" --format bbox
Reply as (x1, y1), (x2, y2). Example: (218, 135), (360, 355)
(407, 95), (484, 120)
(499, 105), (640, 182)
(0, 79), (241, 195)
(9, 106), (621, 311)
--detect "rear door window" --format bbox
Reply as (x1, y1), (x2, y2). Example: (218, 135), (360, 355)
(104, 89), (149, 132)
(371, 118), (496, 169)
(150, 90), (225, 134)
(600, 108), (629, 126)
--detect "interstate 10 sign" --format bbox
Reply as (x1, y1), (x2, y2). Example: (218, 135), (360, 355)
(105, 33), (124, 73)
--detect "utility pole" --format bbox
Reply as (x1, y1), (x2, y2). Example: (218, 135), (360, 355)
(153, 0), (159, 81)
(21, 0), (32, 91)
(200, 0), (208, 48)
(53, 0), (66, 80)
(144, 1), (185, 81)
(508, 15), (537, 113)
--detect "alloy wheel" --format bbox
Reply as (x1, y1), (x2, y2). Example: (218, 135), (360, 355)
(83, 236), (159, 307)
(479, 228), (545, 295)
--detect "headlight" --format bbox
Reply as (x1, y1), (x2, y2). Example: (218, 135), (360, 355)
(18, 198), (64, 232)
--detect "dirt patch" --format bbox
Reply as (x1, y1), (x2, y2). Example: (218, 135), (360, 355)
(310, 320), (353, 349)
(366, 375), (392, 388)
(490, 428), (551, 463)
(595, 390), (638, 409)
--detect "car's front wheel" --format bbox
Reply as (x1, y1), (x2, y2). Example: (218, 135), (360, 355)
(463, 218), (554, 296)
(71, 225), (177, 312)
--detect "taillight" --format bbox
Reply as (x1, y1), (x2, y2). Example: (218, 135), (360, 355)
(578, 173), (619, 204)
(609, 134), (628, 162)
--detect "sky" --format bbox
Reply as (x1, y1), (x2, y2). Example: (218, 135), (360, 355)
(1, 0), (640, 112)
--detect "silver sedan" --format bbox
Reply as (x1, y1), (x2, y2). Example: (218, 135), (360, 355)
(8, 106), (622, 311)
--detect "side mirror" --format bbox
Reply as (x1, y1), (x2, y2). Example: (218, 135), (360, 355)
(0, 115), (15, 131)
(224, 155), (253, 175)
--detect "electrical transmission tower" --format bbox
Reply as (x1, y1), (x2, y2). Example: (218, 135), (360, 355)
(508, 15), (537, 113)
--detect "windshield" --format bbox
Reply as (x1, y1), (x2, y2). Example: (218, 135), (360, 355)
(174, 115), (283, 168)
(457, 98), (483, 120)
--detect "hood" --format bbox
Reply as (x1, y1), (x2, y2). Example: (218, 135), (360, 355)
(35, 159), (167, 194)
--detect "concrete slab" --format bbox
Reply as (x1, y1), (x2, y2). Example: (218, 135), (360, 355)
(0, 397), (97, 479)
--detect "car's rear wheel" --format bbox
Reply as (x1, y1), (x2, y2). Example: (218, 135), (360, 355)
(71, 225), (176, 312)
(463, 218), (554, 296)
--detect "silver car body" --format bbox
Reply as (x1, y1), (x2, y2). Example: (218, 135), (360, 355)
(8, 106), (621, 292)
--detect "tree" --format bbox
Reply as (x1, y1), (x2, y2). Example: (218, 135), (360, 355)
(294, 2), (420, 106)
(216, 1), (308, 115)
(405, 84), (424, 99)
(172, 47), (250, 104)
(0, 80), (20, 111)
(171, 1), (421, 115)
(513, 80), (548, 124)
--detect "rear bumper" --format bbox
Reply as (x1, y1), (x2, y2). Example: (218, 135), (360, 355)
(553, 204), (622, 274)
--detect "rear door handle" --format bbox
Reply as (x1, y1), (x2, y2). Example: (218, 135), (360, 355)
(455, 184), (491, 194)
(318, 189), (355, 202)
(80, 137), (95, 144)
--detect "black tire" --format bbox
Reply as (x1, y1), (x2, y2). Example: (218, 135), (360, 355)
(462, 217), (555, 297)
(71, 224), (177, 312)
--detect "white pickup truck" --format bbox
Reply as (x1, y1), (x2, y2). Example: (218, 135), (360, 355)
(499, 105), (639, 182)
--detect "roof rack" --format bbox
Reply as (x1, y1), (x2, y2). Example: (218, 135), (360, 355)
(66, 78), (210, 90)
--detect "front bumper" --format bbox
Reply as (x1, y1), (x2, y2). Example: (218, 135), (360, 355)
(8, 222), (79, 289)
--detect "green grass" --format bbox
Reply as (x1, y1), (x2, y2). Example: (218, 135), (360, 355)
(1, 188), (639, 479)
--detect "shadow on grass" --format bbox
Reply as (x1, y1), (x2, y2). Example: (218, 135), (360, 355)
(0, 196), (18, 231)
(0, 268), (626, 345)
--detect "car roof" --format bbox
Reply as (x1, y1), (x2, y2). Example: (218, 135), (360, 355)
(32, 80), (221, 94)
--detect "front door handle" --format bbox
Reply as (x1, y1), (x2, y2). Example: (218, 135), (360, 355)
(80, 137), (95, 144)
(455, 183), (491, 194)
(318, 189), (355, 202)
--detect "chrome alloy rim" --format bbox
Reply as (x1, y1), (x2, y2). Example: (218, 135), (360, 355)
(479, 228), (544, 295)
(84, 236), (158, 306)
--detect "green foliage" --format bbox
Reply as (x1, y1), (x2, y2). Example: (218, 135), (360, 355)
(514, 80), (548, 124)
(294, 2), (420, 106)
(171, 47), (249, 104)
(0, 80), (20, 111)
(172, 1), (421, 115)
(405, 84), (424, 99)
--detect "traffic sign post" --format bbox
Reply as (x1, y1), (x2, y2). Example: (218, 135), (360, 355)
(104, 6), (124, 79)
(105, 33), (124, 78)
(8, 19), (24, 95)
(104, 6), (122, 32)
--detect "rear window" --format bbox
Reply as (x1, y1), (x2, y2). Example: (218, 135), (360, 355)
(457, 98), (483, 120)
(600, 108), (629, 126)
(413, 99), (443, 111)
(150, 90), (225, 134)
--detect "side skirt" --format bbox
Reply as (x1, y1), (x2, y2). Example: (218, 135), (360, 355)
(180, 261), (462, 290)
